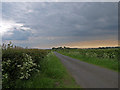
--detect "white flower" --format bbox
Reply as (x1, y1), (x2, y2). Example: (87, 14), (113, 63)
(17, 65), (21, 67)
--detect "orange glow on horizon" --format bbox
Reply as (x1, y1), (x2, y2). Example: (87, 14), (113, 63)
(55, 39), (118, 48)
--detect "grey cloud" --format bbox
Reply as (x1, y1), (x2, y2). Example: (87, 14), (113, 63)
(2, 2), (118, 48)
(3, 29), (32, 40)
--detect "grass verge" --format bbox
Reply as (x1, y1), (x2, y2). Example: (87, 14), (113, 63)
(58, 51), (119, 72)
(15, 52), (80, 88)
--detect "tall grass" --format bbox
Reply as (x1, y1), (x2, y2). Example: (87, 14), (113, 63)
(15, 52), (80, 88)
(2, 43), (80, 88)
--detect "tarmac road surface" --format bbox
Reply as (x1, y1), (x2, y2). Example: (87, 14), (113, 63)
(54, 52), (118, 88)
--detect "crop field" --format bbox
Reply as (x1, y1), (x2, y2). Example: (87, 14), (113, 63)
(56, 48), (119, 72)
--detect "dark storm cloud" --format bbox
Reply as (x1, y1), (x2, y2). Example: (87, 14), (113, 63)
(2, 2), (118, 48)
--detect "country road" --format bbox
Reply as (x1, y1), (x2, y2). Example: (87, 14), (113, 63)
(54, 52), (118, 88)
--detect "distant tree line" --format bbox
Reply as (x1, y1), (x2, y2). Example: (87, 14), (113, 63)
(98, 46), (120, 49)
(52, 46), (120, 50)
(89, 46), (120, 49)
(52, 46), (78, 50)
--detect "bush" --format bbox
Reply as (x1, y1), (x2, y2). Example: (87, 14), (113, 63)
(2, 43), (48, 88)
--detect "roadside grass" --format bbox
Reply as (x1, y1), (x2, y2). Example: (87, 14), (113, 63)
(15, 52), (80, 88)
(58, 51), (119, 72)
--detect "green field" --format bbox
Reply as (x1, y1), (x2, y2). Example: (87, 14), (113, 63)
(56, 48), (119, 72)
(2, 42), (119, 88)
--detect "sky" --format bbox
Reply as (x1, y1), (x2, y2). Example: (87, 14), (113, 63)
(0, 2), (118, 49)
